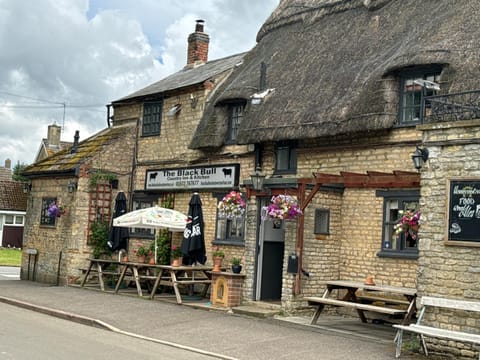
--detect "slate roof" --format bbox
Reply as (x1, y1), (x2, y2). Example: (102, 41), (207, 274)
(0, 181), (27, 211)
(113, 53), (246, 103)
(22, 124), (135, 177)
(191, 0), (480, 148)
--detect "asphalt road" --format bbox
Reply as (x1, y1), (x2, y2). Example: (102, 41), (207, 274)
(0, 303), (217, 360)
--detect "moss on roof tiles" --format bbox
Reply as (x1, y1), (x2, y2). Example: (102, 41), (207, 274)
(23, 125), (132, 176)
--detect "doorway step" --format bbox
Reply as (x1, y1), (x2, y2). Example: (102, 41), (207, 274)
(232, 301), (282, 318)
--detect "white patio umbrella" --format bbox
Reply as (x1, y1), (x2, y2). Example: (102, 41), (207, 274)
(113, 206), (187, 263)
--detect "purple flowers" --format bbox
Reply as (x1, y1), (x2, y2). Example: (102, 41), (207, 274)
(47, 203), (66, 218)
(262, 195), (302, 221)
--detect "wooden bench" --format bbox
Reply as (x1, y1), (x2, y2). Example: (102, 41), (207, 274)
(393, 296), (480, 359)
(306, 296), (408, 325)
(358, 294), (411, 306)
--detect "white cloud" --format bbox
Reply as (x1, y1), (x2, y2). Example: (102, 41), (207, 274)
(0, 0), (278, 166)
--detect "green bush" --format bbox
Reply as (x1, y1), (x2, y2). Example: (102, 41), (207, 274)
(90, 220), (111, 258)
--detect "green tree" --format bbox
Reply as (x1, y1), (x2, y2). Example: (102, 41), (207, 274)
(13, 162), (29, 182)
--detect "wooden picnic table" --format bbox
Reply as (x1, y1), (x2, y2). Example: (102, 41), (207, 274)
(114, 262), (214, 304)
(305, 280), (417, 325)
(80, 258), (121, 291)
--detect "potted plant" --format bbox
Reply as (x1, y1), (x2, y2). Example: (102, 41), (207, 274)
(134, 245), (148, 263)
(231, 257), (242, 274)
(394, 210), (421, 240)
(171, 245), (183, 266)
(212, 247), (224, 272)
(218, 191), (246, 218)
(48, 202), (67, 218)
(262, 195), (302, 224)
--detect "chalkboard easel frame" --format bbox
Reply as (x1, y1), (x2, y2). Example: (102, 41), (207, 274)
(445, 178), (480, 246)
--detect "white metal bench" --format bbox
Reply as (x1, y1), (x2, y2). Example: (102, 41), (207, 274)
(393, 296), (480, 359)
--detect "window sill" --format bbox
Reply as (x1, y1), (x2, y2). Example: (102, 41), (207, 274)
(377, 250), (418, 260)
(212, 240), (245, 247)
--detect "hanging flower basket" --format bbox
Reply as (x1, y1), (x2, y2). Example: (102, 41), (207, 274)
(394, 210), (421, 239)
(217, 191), (246, 218)
(47, 203), (66, 218)
(262, 195), (302, 221)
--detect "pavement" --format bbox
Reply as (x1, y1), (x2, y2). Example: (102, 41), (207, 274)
(0, 276), (428, 360)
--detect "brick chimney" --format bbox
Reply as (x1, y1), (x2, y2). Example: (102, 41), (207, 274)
(47, 123), (61, 148)
(187, 20), (209, 67)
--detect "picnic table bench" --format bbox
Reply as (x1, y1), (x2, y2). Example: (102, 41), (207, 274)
(393, 296), (480, 359)
(80, 259), (122, 291)
(305, 280), (417, 325)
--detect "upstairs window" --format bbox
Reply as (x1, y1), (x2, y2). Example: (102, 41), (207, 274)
(275, 141), (297, 174)
(226, 102), (245, 143)
(142, 102), (162, 136)
(398, 68), (441, 125)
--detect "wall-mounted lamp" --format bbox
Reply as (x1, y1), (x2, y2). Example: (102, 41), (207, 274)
(251, 166), (266, 191)
(190, 94), (198, 109)
(67, 180), (78, 193)
(23, 182), (32, 193)
(412, 146), (429, 170)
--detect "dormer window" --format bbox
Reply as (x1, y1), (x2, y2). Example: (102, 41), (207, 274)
(398, 67), (441, 125)
(226, 101), (245, 143)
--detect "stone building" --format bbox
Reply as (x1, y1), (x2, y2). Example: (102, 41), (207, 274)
(21, 125), (136, 283)
(193, 0), (480, 357)
(109, 20), (250, 264)
(35, 123), (73, 163)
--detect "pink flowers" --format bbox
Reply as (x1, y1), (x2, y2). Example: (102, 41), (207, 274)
(263, 195), (302, 221)
(218, 191), (246, 218)
(171, 245), (183, 258)
(394, 210), (421, 237)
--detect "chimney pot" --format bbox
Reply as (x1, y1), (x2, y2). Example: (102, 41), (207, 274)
(71, 130), (80, 154)
(195, 19), (204, 32)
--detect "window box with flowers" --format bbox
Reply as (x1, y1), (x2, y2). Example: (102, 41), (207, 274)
(262, 195), (302, 225)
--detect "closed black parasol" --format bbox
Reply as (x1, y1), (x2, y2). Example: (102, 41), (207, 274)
(181, 192), (206, 265)
(108, 192), (129, 252)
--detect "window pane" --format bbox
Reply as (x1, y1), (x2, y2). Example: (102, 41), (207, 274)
(142, 102), (162, 136)
(276, 146), (290, 170)
(41, 198), (56, 226)
(5, 215), (13, 224)
(15, 216), (23, 225)
(227, 103), (244, 142)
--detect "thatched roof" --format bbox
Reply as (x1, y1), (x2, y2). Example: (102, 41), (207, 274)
(113, 53), (245, 103)
(191, 0), (480, 148)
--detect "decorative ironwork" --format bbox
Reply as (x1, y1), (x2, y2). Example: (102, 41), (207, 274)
(424, 90), (480, 123)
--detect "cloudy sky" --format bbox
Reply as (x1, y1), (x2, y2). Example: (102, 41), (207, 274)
(0, 0), (279, 167)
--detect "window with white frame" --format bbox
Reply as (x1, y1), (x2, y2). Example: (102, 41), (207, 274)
(130, 193), (158, 238)
(377, 190), (419, 258)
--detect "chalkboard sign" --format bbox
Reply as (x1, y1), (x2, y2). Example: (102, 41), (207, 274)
(447, 179), (480, 243)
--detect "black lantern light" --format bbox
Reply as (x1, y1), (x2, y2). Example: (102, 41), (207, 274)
(250, 165), (266, 191)
(412, 146), (429, 170)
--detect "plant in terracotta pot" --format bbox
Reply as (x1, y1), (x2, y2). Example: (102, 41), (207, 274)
(212, 247), (224, 272)
(171, 245), (183, 266)
(231, 257), (242, 274)
(134, 245), (148, 263)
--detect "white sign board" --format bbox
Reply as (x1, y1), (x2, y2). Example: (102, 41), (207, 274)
(145, 164), (240, 191)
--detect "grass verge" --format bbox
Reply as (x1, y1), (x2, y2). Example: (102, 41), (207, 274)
(0, 247), (22, 266)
